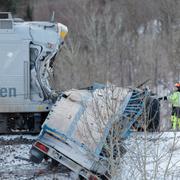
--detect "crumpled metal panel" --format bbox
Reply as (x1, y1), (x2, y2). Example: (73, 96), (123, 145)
(43, 85), (129, 153)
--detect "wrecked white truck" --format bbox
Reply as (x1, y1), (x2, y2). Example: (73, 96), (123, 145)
(30, 84), (160, 179)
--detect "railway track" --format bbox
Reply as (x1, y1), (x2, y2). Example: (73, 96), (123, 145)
(0, 135), (37, 145)
(0, 162), (72, 179)
(0, 135), (74, 179)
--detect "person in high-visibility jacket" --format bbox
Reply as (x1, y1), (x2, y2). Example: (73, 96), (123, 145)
(167, 83), (180, 130)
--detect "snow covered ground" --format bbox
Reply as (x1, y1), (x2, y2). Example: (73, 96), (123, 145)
(118, 132), (180, 180)
(0, 135), (75, 180)
(1, 132), (180, 180)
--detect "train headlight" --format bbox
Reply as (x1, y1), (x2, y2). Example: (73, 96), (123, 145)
(57, 23), (68, 40)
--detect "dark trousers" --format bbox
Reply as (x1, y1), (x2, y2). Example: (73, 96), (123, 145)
(172, 106), (180, 118)
(171, 106), (180, 129)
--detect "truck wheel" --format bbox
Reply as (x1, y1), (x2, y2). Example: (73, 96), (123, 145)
(30, 147), (44, 164)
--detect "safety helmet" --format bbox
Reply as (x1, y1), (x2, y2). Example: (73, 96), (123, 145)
(175, 83), (180, 88)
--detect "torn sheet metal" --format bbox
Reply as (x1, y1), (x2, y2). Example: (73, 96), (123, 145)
(37, 84), (129, 173)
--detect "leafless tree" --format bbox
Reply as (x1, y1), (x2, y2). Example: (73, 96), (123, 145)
(75, 85), (180, 179)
